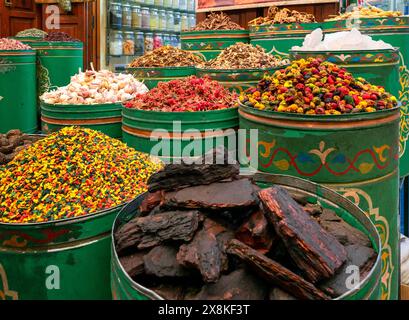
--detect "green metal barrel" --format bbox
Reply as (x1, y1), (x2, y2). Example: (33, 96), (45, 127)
(321, 17), (409, 177)
(41, 102), (122, 139)
(126, 66), (195, 90)
(0, 205), (124, 300)
(111, 173), (382, 300)
(181, 30), (249, 61)
(0, 50), (37, 133)
(122, 106), (238, 160)
(249, 23), (320, 59)
(289, 49), (400, 98)
(239, 105), (400, 300)
(13, 36), (45, 43)
(196, 67), (284, 93)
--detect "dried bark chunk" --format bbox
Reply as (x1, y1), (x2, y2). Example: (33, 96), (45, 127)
(259, 186), (347, 283)
(236, 209), (275, 254)
(269, 287), (297, 300)
(227, 239), (330, 300)
(150, 284), (185, 300)
(139, 191), (164, 215)
(119, 251), (146, 278)
(144, 245), (191, 278)
(193, 269), (268, 300)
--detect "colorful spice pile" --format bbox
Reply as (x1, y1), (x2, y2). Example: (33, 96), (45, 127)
(15, 28), (47, 38)
(125, 76), (237, 112)
(249, 7), (316, 26)
(326, 5), (401, 21)
(44, 31), (80, 42)
(0, 130), (43, 165)
(40, 69), (148, 104)
(0, 127), (162, 223)
(190, 12), (244, 31)
(201, 43), (289, 69)
(240, 58), (398, 115)
(0, 38), (31, 50)
(128, 46), (203, 68)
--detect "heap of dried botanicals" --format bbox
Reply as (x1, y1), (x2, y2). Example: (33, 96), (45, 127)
(15, 28), (47, 38)
(128, 46), (203, 68)
(326, 5), (401, 21)
(0, 38), (31, 50)
(240, 58), (397, 115)
(249, 7), (316, 26)
(0, 130), (43, 165)
(201, 43), (289, 69)
(0, 127), (162, 223)
(44, 31), (80, 42)
(115, 149), (376, 300)
(125, 76), (237, 112)
(41, 69), (148, 104)
(191, 12), (244, 31)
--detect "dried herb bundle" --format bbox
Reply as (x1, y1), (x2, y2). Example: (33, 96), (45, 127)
(128, 46), (204, 68)
(249, 7), (316, 26)
(191, 12), (244, 31)
(200, 43), (289, 69)
(16, 28), (47, 38)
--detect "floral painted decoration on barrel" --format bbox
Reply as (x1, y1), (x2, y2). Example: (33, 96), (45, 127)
(240, 58), (398, 115)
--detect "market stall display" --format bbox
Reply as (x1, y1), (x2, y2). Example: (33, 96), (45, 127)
(122, 76), (238, 159)
(249, 6), (316, 26)
(0, 126), (161, 299)
(0, 39), (37, 134)
(15, 28), (48, 38)
(197, 42), (289, 93)
(111, 152), (382, 300)
(191, 12), (244, 31)
(40, 69), (148, 138)
(325, 5), (402, 21)
(239, 58), (400, 300)
(0, 130), (43, 165)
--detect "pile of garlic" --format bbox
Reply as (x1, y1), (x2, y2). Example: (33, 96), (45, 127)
(40, 69), (148, 105)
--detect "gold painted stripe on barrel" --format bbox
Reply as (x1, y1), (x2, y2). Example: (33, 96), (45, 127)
(250, 30), (313, 37)
(0, 52), (36, 56)
(33, 47), (83, 50)
(122, 124), (235, 139)
(41, 116), (122, 125)
(239, 108), (400, 130)
(181, 34), (248, 40)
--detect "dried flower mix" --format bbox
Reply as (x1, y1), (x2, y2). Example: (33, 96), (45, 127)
(191, 12), (244, 31)
(326, 5), (401, 21)
(249, 7), (316, 26)
(40, 69), (148, 105)
(44, 31), (80, 42)
(0, 127), (162, 223)
(0, 38), (31, 50)
(15, 28), (47, 38)
(128, 46), (203, 68)
(240, 58), (398, 115)
(125, 76), (237, 112)
(200, 43), (289, 69)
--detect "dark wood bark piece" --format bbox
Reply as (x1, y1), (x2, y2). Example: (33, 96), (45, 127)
(143, 245), (191, 278)
(259, 186), (347, 283)
(139, 191), (164, 215)
(163, 179), (259, 211)
(177, 226), (228, 283)
(236, 209), (276, 254)
(119, 251), (146, 278)
(303, 203), (323, 217)
(150, 284), (185, 300)
(269, 287), (297, 300)
(193, 268), (268, 300)
(227, 239), (330, 300)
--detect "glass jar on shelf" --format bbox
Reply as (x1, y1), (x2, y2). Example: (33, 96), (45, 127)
(154, 0), (164, 6)
(109, 30), (123, 56)
(123, 31), (135, 55)
(181, 12), (188, 31)
(141, 7), (150, 28)
(188, 0), (195, 11)
(170, 34), (178, 48)
(135, 31), (145, 55)
(188, 13), (196, 29)
(179, 0), (187, 10)
(163, 33), (171, 46)
(163, 0), (172, 8)
(174, 11), (181, 32)
(145, 0), (154, 5)
(131, 5), (142, 28)
(144, 32), (154, 52)
(172, 0), (179, 10)
(159, 10), (167, 30)
(110, 2), (122, 28)
(166, 10), (175, 31)
(153, 33), (163, 49)
(150, 8), (159, 29)
(122, 3), (132, 27)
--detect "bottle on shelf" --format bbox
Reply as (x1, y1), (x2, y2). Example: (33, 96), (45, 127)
(150, 8), (159, 29)
(159, 9), (167, 31)
(141, 6), (150, 28)
(123, 31), (135, 55)
(166, 10), (175, 32)
(188, 0), (195, 12)
(179, 0), (187, 11)
(122, 3), (132, 28)
(154, 33), (164, 49)
(154, 0), (164, 6)
(131, 4), (142, 28)
(188, 13), (196, 30)
(144, 32), (154, 52)
(172, 0), (179, 10)
(135, 31), (145, 55)
(174, 11), (181, 32)
(163, 33), (171, 46)
(181, 12), (188, 31)
(109, 30), (124, 56)
(110, 2), (123, 28)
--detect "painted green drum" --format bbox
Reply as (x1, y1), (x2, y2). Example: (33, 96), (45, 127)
(0, 50), (37, 133)
(41, 102), (122, 139)
(249, 23), (320, 59)
(0, 205), (124, 300)
(321, 17), (409, 177)
(110, 173), (382, 300)
(239, 104), (400, 299)
(181, 30), (249, 61)
(126, 66), (195, 89)
(289, 49), (400, 97)
(196, 67), (284, 93)
(122, 106), (238, 160)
